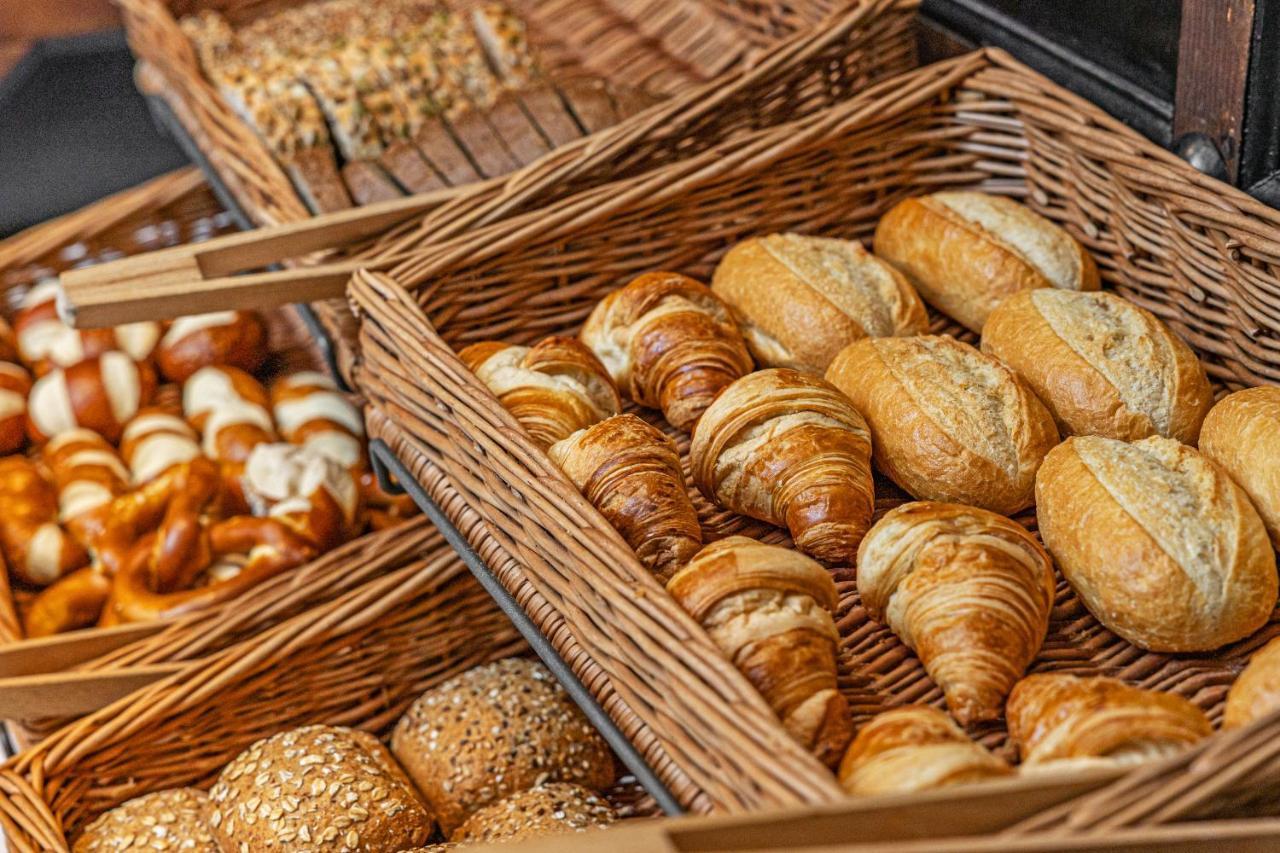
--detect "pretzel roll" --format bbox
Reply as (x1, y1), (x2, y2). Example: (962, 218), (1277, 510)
(581, 271), (753, 431)
(120, 407), (202, 483)
(0, 315), (17, 363)
(243, 442), (359, 550)
(26, 352), (157, 444)
(13, 281), (159, 373)
(0, 456), (88, 586)
(0, 361), (31, 454)
(23, 565), (110, 636)
(183, 365), (276, 463)
(156, 310), (268, 382)
(42, 429), (130, 522)
(270, 370), (367, 467)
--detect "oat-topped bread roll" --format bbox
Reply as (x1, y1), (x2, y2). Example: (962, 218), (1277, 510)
(825, 335), (1058, 514)
(875, 192), (1100, 333)
(208, 725), (433, 851)
(858, 502), (1055, 724)
(1036, 435), (1276, 652)
(1225, 636), (1280, 729)
(982, 289), (1212, 442)
(549, 414), (701, 582)
(581, 271), (753, 431)
(459, 336), (621, 449)
(1007, 674), (1212, 768)
(838, 705), (1012, 796)
(690, 368), (874, 566)
(1200, 386), (1280, 549)
(74, 788), (217, 852)
(451, 782), (617, 844)
(710, 233), (928, 372)
(391, 657), (615, 835)
(666, 537), (853, 766)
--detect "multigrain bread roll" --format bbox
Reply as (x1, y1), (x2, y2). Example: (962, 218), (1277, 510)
(1035, 435), (1276, 652)
(982, 289), (1212, 442)
(689, 368), (874, 566)
(450, 782), (617, 844)
(837, 705), (1012, 796)
(208, 725), (433, 851)
(1200, 386), (1280, 548)
(874, 192), (1100, 333)
(390, 657), (616, 835)
(1225, 637), (1280, 729)
(710, 233), (928, 372)
(73, 788), (217, 852)
(825, 336), (1058, 514)
(1007, 674), (1212, 768)
(857, 502), (1055, 724)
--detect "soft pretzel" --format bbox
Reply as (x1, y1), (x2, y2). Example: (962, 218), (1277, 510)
(243, 442), (358, 550)
(26, 352), (157, 444)
(23, 564), (112, 636)
(42, 428), (131, 522)
(120, 407), (202, 483)
(0, 456), (88, 586)
(269, 371), (365, 465)
(0, 361), (31, 454)
(13, 281), (160, 374)
(183, 365), (276, 462)
(156, 310), (268, 382)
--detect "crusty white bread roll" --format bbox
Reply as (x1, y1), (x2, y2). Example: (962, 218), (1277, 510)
(0, 361), (31, 454)
(73, 788), (217, 852)
(982, 289), (1213, 442)
(26, 352), (157, 444)
(1225, 636), (1280, 729)
(450, 782), (617, 844)
(825, 335), (1059, 514)
(710, 233), (928, 372)
(1200, 386), (1280, 549)
(874, 192), (1100, 332)
(1036, 435), (1277, 652)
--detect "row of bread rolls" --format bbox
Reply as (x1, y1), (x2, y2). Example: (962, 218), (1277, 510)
(74, 657), (618, 851)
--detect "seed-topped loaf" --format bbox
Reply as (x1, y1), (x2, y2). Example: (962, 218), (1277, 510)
(450, 782), (617, 844)
(74, 788), (217, 852)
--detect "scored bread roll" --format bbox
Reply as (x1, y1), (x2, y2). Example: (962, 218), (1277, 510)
(73, 788), (217, 852)
(1200, 386), (1280, 549)
(825, 335), (1058, 515)
(710, 233), (928, 372)
(120, 407), (202, 484)
(0, 456), (88, 586)
(1007, 673), (1212, 768)
(857, 502), (1055, 724)
(27, 352), (157, 444)
(1036, 435), (1276, 652)
(390, 657), (616, 835)
(0, 362), (31, 454)
(1225, 636), (1280, 729)
(982, 289), (1213, 442)
(874, 191), (1100, 333)
(156, 310), (268, 382)
(549, 414), (701, 582)
(450, 782), (617, 845)
(837, 705), (1012, 796)
(690, 368), (874, 565)
(42, 429), (130, 522)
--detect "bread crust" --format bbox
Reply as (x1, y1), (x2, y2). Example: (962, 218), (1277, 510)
(74, 788), (217, 852)
(450, 783), (616, 844)
(1225, 635), (1280, 729)
(1200, 386), (1280, 549)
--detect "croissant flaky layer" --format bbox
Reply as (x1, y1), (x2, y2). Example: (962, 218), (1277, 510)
(667, 536), (852, 765)
(691, 368), (874, 566)
(549, 414), (702, 582)
(857, 502), (1055, 725)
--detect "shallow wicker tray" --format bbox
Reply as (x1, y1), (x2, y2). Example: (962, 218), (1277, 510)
(348, 47), (1280, 822)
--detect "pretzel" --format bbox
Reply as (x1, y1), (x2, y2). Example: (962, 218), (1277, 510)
(156, 310), (268, 382)
(0, 361), (31, 454)
(184, 365), (276, 461)
(26, 352), (157, 444)
(13, 281), (160, 374)
(243, 442), (358, 550)
(120, 407), (202, 484)
(23, 564), (112, 636)
(42, 428), (131, 522)
(0, 315), (18, 363)
(0, 456), (88, 586)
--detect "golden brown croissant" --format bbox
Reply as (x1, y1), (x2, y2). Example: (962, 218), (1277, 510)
(459, 336), (621, 449)
(857, 502), (1055, 725)
(690, 368), (873, 566)
(548, 414), (701, 582)
(1225, 637), (1280, 729)
(1007, 673), (1211, 768)
(580, 271), (753, 431)
(838, 705), (1012, 795)
(666, 536), (852, 765)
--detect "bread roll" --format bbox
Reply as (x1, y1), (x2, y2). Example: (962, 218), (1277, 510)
(982, 289), (1212, 442)
(857, 502), (1055, 724)
(874, 192), (1100, 332)
(1225, 637), (1280, 729)
(391, 657), (615, 835)
(74, 788), (217, 852)
(1007, 673), (1211, 768)
(208, 725), (433, 851)
(27, 352), (157, 444)
(450, 782), (616, 844)
(838, 705), (1012, 795)
(1200, 386), (1280, 549)
(1036, 435), (1276, 651)
(156, 310), (268, 382)
(690, 368), (873, 565)
(825, 335), (1058, 514)
(710, 233), (928, 372)
(0, 361), (31, 454)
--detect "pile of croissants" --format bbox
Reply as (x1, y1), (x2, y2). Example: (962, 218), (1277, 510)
(0, 283), (412, 637)
(459, 191), (1280, 795)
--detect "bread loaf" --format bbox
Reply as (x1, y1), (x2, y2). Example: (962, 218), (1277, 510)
(1225, 636), (1280, 729)
(450, 782), (617, 844)
(1036, 435), (1276, 651)
(1200, 386), (1280, 548)
(825, 335), (1058, 514)
(73, 788), (217, 852)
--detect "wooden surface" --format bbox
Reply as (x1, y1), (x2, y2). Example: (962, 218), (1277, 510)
(1174, 0), (1256, 181)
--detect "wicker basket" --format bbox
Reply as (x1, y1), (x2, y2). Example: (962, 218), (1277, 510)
(348, 47), (1280, 820)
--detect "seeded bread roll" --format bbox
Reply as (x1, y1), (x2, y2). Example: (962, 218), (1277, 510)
(1225, 636), (1280, 729)
(874, 192), (1100, 333)
(711, 233), (928, 372)
(208, 725), (433, 851)
(1200, 386), (1280, 549)
(1036, 435), (1277, 652)
(74, 788), (217, 852)
(825, 335), (1059, 514)
(450, 782), (617, 844)
(982, 289), (1212, 442)
(391, 657), (616, 835)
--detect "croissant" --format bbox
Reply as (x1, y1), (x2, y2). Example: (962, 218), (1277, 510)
(690, 368), (873, 565)
(548, 414), (701, 582)
(857, 502), (1055, 725)
(666, 536), (852, 765)
(581, 272), (753, 431)
(460, 336), (621, 449)
(1007, 673), (1211, 768)
(1225, 637), (1280, 730)
(838, 705), (1012, 795)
